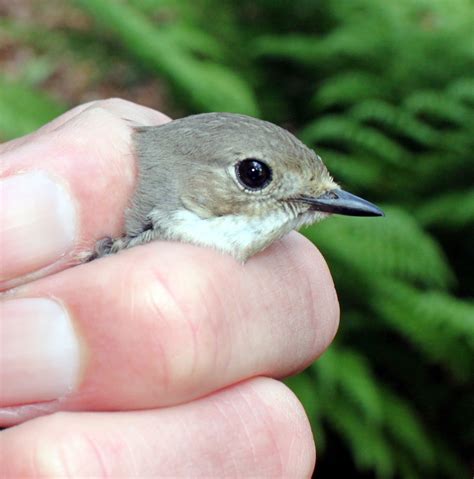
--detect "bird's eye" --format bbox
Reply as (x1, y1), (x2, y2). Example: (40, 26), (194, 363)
(236, 159), (272, 190)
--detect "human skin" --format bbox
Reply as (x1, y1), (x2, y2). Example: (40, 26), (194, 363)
(0, 99), (340, 477)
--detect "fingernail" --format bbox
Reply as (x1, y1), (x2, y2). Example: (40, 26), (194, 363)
(0, 171), (77, 281)
(0, 298), (81, 406)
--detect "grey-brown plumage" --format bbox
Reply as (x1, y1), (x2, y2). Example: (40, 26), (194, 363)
(88, 113), (383, 262)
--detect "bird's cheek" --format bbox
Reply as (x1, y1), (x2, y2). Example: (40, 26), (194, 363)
(180, 195), (214, 219)
(180, 187), (238, 218)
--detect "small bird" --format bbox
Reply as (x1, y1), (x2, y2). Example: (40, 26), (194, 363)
(89, 113), (383, 262)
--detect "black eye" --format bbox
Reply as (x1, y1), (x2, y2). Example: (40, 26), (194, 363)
(236, 159), (272, 190)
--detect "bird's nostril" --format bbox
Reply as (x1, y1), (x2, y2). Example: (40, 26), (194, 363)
(326, 191), (338, 200)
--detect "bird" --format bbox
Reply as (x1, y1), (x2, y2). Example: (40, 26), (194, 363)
(87, 112), (383, 263)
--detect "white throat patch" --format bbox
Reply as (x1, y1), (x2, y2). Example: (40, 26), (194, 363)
(161, 208), (327, 261)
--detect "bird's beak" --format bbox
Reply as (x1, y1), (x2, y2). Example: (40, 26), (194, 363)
(299, 189), (384, 217)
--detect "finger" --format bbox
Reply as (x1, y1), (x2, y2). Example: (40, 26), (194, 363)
(0, 99), (169, 154)
(0, 99), (170, 289)
(0, 378), (315, 478)
(0, 102), (101, 156)
(37, 98), (170, 134)
(0, 233), (339, 425)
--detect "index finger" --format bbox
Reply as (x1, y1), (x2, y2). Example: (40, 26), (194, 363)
(0, 99), (170, 290)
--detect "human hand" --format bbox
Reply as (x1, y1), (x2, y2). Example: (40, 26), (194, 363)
(0, 99), (339, 477)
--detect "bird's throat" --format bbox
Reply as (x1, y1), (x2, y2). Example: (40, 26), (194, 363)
(161, 208), (324, 262)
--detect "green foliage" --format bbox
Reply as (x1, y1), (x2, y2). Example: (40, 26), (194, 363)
(1, 0), (473, 477)
(417, 189), (474, 228)
(304, 208), (454, 290)
(254, 1), (474, 475)
(313, 72), (388, 110)
(373, 279), (474, 379)
(290, 345), (445, 478)
(301, 116), (409, 166)
(75, 0), (259, 116)
(0, 77), (65, 139)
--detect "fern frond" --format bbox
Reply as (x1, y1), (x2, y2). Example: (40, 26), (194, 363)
(303, 207), (454, 289)
(254, 27), (385, 67)
(416, 189), (474, 228)
(323, 395), (395, 477)
(447, 77), (474, 106)
(324, 26), (389, 62)
(404, 91), (472, 127)
(372, 279), (474, 379)
(313, 71), (387, 110)
(312, 347), (383, 424)
(349, 100), (439, 147)
(294, 347), (451, 477)
(313, 348), (394, 476)
(379, 386), (435, 467)
(311, 346), (438, 478)
(300, 116), (408, 166)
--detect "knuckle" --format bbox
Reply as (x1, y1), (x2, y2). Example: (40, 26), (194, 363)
(94, 97), (132, 111)
(83, 102), (124, 124)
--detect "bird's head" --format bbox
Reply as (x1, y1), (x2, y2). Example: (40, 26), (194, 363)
(133, 113), (383, 261)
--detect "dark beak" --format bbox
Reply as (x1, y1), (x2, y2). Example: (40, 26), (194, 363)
(299, 189), (384, 217)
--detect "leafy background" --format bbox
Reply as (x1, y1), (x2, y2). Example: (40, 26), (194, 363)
(1, 0), (473, 477)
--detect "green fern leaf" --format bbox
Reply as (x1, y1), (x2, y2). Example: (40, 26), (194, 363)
(416, 189), (474, 228)
(322, 392), (395, 476)
(300, 116), (408, 165)
(379, 386), (435, 467)
(313, 72), (387, 110)
(313, 347), (384, 424)
(447, 78), (474, 106)
(350, 100), (439, 147)
(372, 279), (474, 379)
(303, 207), (454, 289)
(404, 91), (472, 127)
